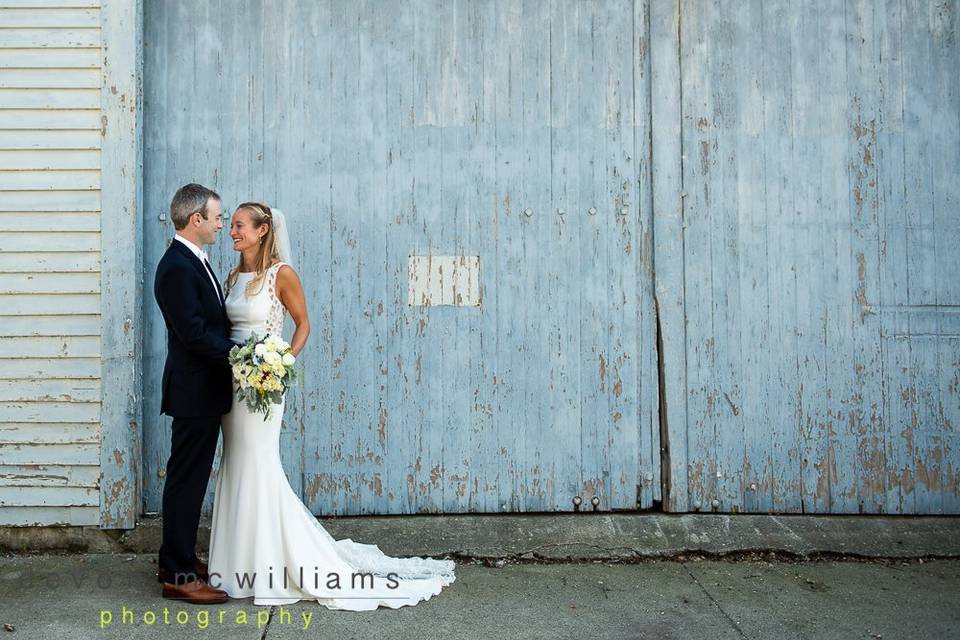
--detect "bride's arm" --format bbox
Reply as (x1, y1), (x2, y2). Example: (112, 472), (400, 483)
(276, 265), (310, 357)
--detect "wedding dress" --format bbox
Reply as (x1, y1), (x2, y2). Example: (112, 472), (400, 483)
(208, 261), (456, 608)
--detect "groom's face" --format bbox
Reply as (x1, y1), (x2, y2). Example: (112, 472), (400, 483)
(196, 197), (223, 246)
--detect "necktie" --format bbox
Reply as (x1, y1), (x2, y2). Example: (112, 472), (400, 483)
(202, 257), (225, 306)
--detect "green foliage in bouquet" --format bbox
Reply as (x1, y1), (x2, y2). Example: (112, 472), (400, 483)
(228, 332), (299, 420)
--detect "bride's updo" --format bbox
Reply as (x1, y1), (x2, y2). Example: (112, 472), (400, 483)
(226, 201), (281, 297)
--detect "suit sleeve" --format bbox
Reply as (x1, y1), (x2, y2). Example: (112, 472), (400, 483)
(155, 265), (235, 364)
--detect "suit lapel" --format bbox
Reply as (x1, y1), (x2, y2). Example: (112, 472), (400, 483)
(170, 239), (226, 315)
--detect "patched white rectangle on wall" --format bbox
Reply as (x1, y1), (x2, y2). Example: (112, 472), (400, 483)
(408, 255), (481, 307)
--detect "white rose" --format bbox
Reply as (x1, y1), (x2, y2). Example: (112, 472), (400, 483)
(264, 351), (282, 366)
(254, 343), (267, 357)
(282, 352), (295, 366)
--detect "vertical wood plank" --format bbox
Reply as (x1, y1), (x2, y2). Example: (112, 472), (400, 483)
(299, 0), (335, 516)
(651, 0), (688, 512)
(633, 0), (661, 508)
(98, 0), (142, 529)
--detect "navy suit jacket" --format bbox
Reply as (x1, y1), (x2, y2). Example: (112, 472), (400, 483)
(153, 239), (235, 418)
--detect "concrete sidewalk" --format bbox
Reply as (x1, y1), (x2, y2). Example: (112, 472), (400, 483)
(1, 553), (958, 639)
(2, 514), (959, 639)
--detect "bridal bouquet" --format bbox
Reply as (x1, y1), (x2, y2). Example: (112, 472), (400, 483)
(228, 333), (299, 419)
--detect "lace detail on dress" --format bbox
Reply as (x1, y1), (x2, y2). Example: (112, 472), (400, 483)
(335, 538), (457, 583)
(264, 262), (286, 336)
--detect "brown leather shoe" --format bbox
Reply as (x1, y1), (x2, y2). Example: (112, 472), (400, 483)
(156, 559), (209, 584)
(161, 578), (228, 604)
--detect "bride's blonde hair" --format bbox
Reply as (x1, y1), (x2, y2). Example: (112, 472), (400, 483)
(225, 202), (280, 297)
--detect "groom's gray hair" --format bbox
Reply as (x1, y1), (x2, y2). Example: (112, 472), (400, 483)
(170, 183), (221, 230)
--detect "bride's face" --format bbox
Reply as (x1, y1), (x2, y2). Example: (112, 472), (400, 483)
(229, 208), (267, 252)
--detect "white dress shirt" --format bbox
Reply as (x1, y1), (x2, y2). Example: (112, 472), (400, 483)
(173, 234), (222, 304)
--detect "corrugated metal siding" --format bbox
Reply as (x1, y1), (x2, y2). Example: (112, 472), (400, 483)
(0, 0), (102, 526)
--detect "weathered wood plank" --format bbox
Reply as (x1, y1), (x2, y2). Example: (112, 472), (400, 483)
(0, 294), (99, 315)
(0, 8), (99, 27)
(360, 0), (409, 514)
(262, 0), (309, 516)
(677, 0), (711, 513)
(844, 0), (887, 513)
(489, 0), (525, 513)
(0, 357), (98, 379)
(0, 464), (100, 487)
(0, 252), (99, 272)
(0, 442), (98, 465)
(894, 0), (957, 514)
(874, 0), (909, 514)
(0, 314), (99, 336)
(0, 401), (99, 423)
(928, 1), (960, 514)
(650, 0), (687, 512)
(0, 110), (100, 129)
(139, 0), (177, 514)
(2, 335), (100, 357)
(544, 0), (583, 512)
(516, 0), (552, 512)
(460, 0), (498, 513)
(0, 88), (99, 109)
(574, 0), (607, 512)
(98, 0), (141, 528)
(1, 376), (101, 408)
(0, 211), (99, 231)
(0, 170), (99, 191)
(0, 424), (100, 449)
(599, 0), (642, 511)
(0, 150), (100, 170)
(0, 0), (100, 8)
(0, 130), (101, 150)
(327, 0), (366, 515)
(633, 0), (661, 508)
(776, 3), (827, 512)
(0, 28), (99, 48)
(0, 190), (100, 210)
(0, 47), (100, 67)
(0, 68), (100, 88)
(0, 231), (99, 252)
(0, 505), (98, 526)
(0, 485), (98, 506)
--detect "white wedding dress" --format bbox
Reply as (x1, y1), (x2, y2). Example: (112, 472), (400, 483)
(208, 262), (456, 608)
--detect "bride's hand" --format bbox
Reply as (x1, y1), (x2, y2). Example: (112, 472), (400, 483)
(276, 264), (310, 357)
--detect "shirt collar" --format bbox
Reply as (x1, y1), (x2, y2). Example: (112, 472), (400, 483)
(173, 234), (208, 262)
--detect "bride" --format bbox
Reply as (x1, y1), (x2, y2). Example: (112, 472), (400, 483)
(208, 202), (456, 609)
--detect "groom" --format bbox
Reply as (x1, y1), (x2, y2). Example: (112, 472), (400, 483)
(153, 183), (233, 604)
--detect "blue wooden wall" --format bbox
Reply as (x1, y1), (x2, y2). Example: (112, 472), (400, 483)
(141, 0), (660, 516)
(668, 0), (959, 514)
(140, 0), (958, 516)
